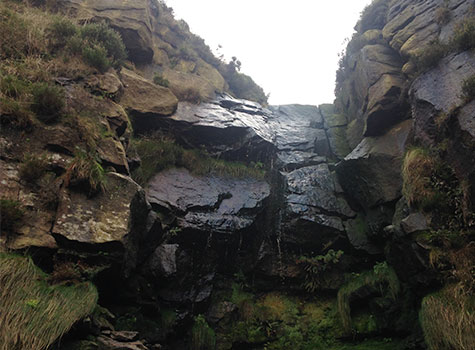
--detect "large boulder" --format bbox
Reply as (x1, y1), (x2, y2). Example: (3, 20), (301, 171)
(52, 173), (153, 272)
(120, 68), (178, 117)
(336, 120), (412, 209)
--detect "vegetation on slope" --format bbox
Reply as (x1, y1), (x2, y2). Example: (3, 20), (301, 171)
(0, 253), (98, 350)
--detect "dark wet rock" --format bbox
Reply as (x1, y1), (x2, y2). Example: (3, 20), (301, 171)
(336, 120), (412, 209)
(276, 151), (326, 171)
(207, 301), (237, 324)
(344, 217), (381, 255)
(148, 244), (179, 278)
(411, 51), (475, 145)
(146, 168), (270, 234)
(281, 164), (355, 249)
(269, 104), (329, 156)
(401, 213), (429, 234)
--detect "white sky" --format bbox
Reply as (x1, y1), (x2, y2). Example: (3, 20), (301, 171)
(165, 0), (372, 105)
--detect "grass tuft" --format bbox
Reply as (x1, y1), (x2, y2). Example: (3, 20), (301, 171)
(153, 72), (170, 87)
(64, 149), (107, 195)
(19, 153), (49, 183)
(402, 147), (438, 209)
(420, 284), (474, 350)
(0, 253), (98, 350)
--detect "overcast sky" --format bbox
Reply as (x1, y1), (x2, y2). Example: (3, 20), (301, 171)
(165, 0), (372, 106)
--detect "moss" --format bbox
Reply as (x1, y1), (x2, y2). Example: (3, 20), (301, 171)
(337, 262), (400, 333)
(420, 284), (475, 350)
(0, 253), (98, 350)
(191, 314), (216, 350)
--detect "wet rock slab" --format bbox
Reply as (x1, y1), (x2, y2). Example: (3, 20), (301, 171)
(146, 168), (270, 234)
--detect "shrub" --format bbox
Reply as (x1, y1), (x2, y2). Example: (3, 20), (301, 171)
(0, 253), (98, 350)
(173, 86), (203, 104)
(0, 198), (24, 233)
(153, 72), (170, 87)
(451, 17), (475, 52)
(420, 284), (474, 350)
(19, 153), (49, 183)
(0, 97), (34, 129)
(191, 315), (216, 350)
(356, 0), (389, 32)
(82, 44), (111, 73)
(402, 147), (438, 209)
(80, 22), (127, 67)
(0, 74), (30, 98)
(434, 6), (451, 26)
(64, 149), (107, 195)
(48, 16), (77, 49)
(0, 8), (28, 59)
(461, 74), (475, 103)
(31, 82), (65, 123)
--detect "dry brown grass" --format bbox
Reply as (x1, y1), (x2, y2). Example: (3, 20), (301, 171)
(402, 147), (437, 209)
(420, 284), (475, 350)
(0, 253), (98, 350)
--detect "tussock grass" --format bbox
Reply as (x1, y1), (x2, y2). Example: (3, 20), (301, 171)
(0, 253), (98, 350)
(402, 147), (437, 209)
(131, 136), (266, 185)
(420, 284), (475, 350)
(0, 198), (24, 233)
(64, 149), (107, 195)
(337, 262), (400, 333)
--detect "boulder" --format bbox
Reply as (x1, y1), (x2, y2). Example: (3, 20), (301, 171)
(401, 213), (429, 234)
(53, 173), (149, 252)
(336, 120), (412, 209)
(120, 68), (178, 117)
(85, 71), (123, 99)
